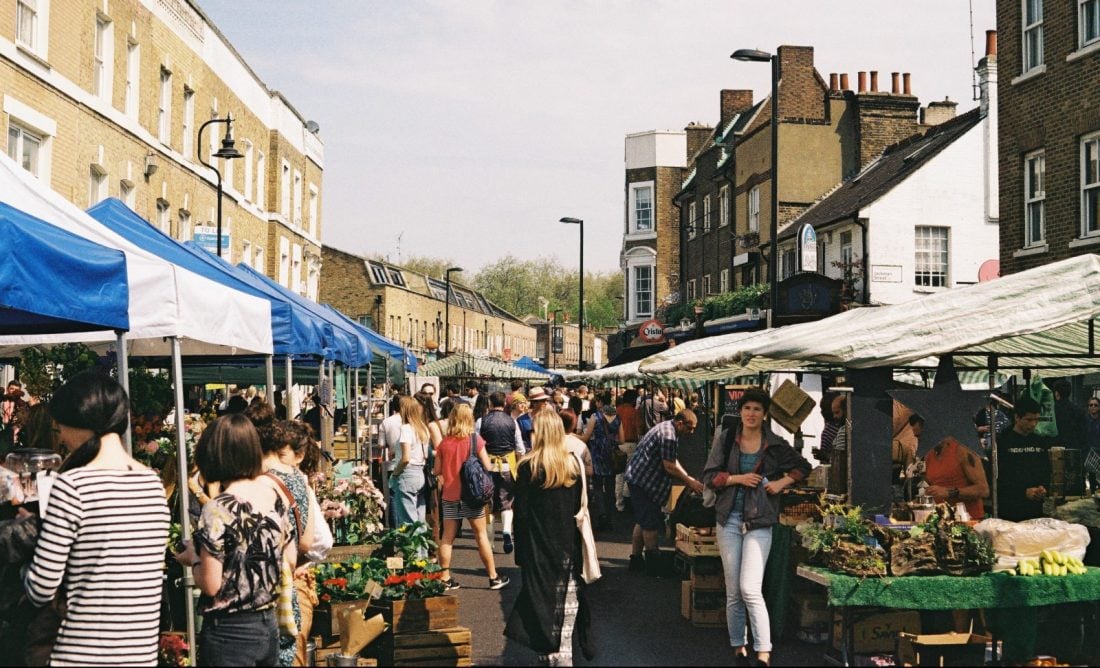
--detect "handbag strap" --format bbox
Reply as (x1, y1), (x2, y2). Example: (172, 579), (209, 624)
(265, 471), (304, 546)
(573, 452), (589, 511)
(466, 433), (477, 462)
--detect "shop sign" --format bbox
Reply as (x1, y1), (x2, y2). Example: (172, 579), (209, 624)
(798, 224), (818, 273)
(638, 318), (665, 344)
(193, 225), (230, 256)
(551, 326), (564, 353)
(870, 264), (903, 283)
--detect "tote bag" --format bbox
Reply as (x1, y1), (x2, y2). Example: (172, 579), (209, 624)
(572, 452), (602, 584)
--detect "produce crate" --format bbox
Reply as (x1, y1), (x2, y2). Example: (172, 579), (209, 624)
(367, 627), (472, 667)
(689, 556), (725, 591)
(367, 595), (458, 635)
(895, 631), (990, 667)
(680, 580), (726, 628)
(675, 523), (720, 558)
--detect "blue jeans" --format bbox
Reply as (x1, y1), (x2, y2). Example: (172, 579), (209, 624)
(391, 466), (426, 527)
(716, 512), (774, 652)
(199, 608), (278, 666)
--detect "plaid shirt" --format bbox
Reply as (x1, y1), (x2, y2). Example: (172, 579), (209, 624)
(624, 420), (680, 504)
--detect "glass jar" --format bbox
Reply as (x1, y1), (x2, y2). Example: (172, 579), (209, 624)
(4, 448), (62, 500)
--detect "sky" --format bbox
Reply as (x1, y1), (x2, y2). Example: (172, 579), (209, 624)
(201, 1), (997, 275)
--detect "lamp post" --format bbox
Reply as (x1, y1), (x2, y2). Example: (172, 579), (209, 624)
(731, 48), (779, 327)
(444, 266), (463, 357)
(197, 113), (243, 257)
(559, 217), (584, 370)
(552, 308), (564, 370)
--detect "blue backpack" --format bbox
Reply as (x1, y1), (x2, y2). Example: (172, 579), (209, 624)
(460, 434), (495, 508)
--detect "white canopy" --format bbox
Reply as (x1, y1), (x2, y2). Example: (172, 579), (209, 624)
(0, 154), (272, 356)
(640, 254), (1100, 378)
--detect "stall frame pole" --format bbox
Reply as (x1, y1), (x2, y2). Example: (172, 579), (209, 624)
(170, 336), (197, 666)
(115, 330), (132, 454)
(265, 355), (275, 409)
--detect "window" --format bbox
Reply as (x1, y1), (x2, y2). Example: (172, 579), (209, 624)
(293, 170), (303, 225)
(7, 123), (42, 176)
(915, 226), (949, 288)
(308, 185), (319, 237)
(387, 268), (406, 287)
(702, 274), (712, 296)
(368, 262), (389, 284)
(93, 16), (111, 99)
(243, 141), (253, 201)
(156, 199), (170, 236)
(1025, 151), (1046, 245)
(255, 152), (265, 207)
(88, 166), (106, 205)
(292, 244), (303, 294)
(840, 230), (853, 268)
(687, 201), (697, 240)
(125, 40), (139, 118)
(178, 210), (191, 240)
(280, 161), (291, 217)
(158, 67), (172, 144)
(278, 237), (290, 286)
(632, 184), (653, 232)
(254, 246), (265, 272)
(633, 265), (653, 318)
(1083, 133), (1100, 236)
(719, 185), (730, 227)
(119, 180), (134, 207)
(16, 0), (43, 53)
(780, 247), (796, 280)
(748, 186), (760, 232)
(1083, 0), (1100, 47)
(703, 195), (712, 233)
(686, 279), (697, 301)
(1023, 0), (1044, 72)
(182, 88), (194, 159)
(241, 240), (252, 267)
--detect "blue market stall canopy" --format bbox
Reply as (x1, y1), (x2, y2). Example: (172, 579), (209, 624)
(513, 356), (550, 375)
(417, 353), (550, 380)
(0, 202), (128, 334)
(88, 199), (328, 358)
(321, 304), (417, 373)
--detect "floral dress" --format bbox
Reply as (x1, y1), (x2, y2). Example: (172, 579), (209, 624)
(268, 468), (310, 667)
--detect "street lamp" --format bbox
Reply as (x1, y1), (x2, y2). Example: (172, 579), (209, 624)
(444, 266), (463, 356)
(731, 48), (779, 327)
(559, 217), (584, 370)
(197, 113), (243, 257)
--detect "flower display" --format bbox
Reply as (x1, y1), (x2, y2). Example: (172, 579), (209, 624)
(158, 632), (190, 667)
(315, 466), (385, 546)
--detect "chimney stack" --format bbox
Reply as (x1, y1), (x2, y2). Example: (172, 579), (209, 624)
(891, 72), (900, 94)
(903, 72), (912, 95)
(921, 97), (959, 126)
(870, 71), (879, 93)
(684, 122), (714, 161)
(830, 73), (839, 91)
(840, 73), (850, 91)
(986, 29), (997, 57)
(720, 89), (755, 127)
(858, 71), (867, 93)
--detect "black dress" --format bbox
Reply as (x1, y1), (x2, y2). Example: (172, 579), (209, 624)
(504, 461), (594, 659)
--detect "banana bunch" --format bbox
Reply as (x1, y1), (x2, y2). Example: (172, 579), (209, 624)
(1013, 550), (1088, 576)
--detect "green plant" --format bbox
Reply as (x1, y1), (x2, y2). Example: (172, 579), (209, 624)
(18, 343), (100, 399)
(375, 522), (437, 562)
(314, 556), (390, 603)
(317, 466), (386, 546)
(661, 284), (769, 325)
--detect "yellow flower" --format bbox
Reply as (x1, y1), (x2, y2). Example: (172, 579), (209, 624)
(352, 563), (361, 570)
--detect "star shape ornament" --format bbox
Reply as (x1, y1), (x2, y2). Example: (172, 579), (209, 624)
(887, 355), (992, 457)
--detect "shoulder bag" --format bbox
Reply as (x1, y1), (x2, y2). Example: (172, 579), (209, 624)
(264, 471), (303, 639)
(572, 452), (602, 584)
(420, 433), (438, 497)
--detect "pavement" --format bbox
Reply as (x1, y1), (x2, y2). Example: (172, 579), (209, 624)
(445, 506), (829, 666)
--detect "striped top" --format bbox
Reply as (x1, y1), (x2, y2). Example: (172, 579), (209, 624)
(25, 467), (170, 667)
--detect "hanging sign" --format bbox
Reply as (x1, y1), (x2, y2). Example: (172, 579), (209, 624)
(798, 224), (818, 273)
(638, 318), (665, 344)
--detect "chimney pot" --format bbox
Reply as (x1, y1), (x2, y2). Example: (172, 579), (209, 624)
(858, 71), (867, 93)
(830, 73), (839, 91)
(840, 73), (850, 91)
(903, 72), (912, 95)
(985, 30), (997, 57)
(891, 72), (900, 95)
(870, 71), (879, 93)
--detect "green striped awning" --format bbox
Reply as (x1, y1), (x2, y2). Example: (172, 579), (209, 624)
(415, 353), (550, 380)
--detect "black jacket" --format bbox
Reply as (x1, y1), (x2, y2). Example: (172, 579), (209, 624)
(703, 422), (811, 527)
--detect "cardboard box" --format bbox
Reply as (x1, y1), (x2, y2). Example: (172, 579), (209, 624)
(895, 631), (990, 667)
(831, 610), (921, 655)
(681, 580), (692, 620)
(796, 595), (832, 628)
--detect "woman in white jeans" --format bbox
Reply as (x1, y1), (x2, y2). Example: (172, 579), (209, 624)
(702, 388), (811, 667)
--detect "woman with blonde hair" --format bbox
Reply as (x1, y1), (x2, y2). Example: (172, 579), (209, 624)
(432, 403), (509, 590)
(505, 409), (594, 665)
(391, 396), (432, 527)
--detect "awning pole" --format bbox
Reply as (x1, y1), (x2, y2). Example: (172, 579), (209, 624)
(284, 357), (293, 419)
(115, 331), (132, 455)
(265, 355), (275, 410)
(170, 336), (197, 666)
(988, 355), (1000, 518)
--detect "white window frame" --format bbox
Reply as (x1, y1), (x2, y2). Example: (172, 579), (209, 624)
(178, 209), (191, 240)
(119, 179), (134, 207)
(1082, 0), (1100, 47)
(243, 140), (254, 202)
(780, 246), (797, 280)
(280, 160), (291, 217)
(624, 247), (656, 322)
(629, 181), (654, 234)
(93, 15), (113, 100)
(915, 226), (949, 289)
(1023, 0), (1044, 72)
(307, 257), (320, 301)
(308, 184), (319, 237)
(687, 201), (697, 240)
(703, 195), (712, 233)
(158, 66), (172, 145)
(156, 198), (170, 236)
(278, 237), (290, 286)
(125, 39), (139, 119)
(241, 239), (253, 268)
(1082, 132), (1100, 237)
(719, 185), (730, 227)
(293, 170), (303, 226)
(292, 243), (303, 294)
(702, 273), (712, 296)
(254, 246), (265, 273)
(633, 265), (654, 319)
(182, 87), (194, 160)
(255, 151), (266, 208)
(1025, 150), (1046, 246)
(7, 122), (44, 177)
(16, 0), (49, 58)
(748, 186), (760, 232)
(686, 279), (697, 301)
(88, 165), (106, 206)
(720, 268), (729, 293)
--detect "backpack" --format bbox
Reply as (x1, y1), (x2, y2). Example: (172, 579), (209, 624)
(460, 434), (495, 508)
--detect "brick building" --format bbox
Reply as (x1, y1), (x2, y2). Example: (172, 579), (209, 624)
(674, 46), (936, 313)
(3, 0), (323, 297)
(524, 316), (606, 371)
(321, 246), (538, 365)
(997, 0), (1100, 274)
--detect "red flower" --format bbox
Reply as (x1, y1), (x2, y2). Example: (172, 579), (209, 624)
(406, 572), (423, 583)
(384, 574), (404, 586)
(425, 572), (444, 580)
(321, 593), (332, 602)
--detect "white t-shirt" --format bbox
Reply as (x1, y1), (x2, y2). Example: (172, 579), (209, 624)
(398, 424), (429, 467)
(378, 413), (403, 472)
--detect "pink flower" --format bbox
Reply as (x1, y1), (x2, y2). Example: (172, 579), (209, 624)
(141, 440), (159, 454)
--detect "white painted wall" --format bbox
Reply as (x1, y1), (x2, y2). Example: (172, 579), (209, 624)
(625, 130), (686, 169)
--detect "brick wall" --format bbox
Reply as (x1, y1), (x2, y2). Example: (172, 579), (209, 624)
(855, 91), (921, 169)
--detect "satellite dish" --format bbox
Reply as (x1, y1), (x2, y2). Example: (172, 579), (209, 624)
(978, 260), (1000, 282)
(305, 120), (320, 134)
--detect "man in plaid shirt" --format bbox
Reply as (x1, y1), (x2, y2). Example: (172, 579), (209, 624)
(624, 410), (704, 573)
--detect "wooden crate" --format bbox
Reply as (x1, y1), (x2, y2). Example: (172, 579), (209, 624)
(314, 599), (374, 640)
(680, 581), (726, 628)
(369, 626), (472, 667)
(325, 544), (380, 563)
(368, 595), (459, 635)
(675, 523), (720, 558)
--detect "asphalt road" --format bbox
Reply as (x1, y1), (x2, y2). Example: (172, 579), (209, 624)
(445, 506), (828, 666)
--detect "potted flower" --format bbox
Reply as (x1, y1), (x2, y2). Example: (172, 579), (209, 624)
(316, 465), (386, 555)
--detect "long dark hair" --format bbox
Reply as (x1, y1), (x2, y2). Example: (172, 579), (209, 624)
(49, 371), (130, 472)
(195, 414), (263, 485)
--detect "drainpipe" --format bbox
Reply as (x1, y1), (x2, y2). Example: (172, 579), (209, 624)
(854, 215), (870, 305)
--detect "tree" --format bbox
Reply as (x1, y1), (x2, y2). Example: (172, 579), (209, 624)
(400, 254), (459, 281)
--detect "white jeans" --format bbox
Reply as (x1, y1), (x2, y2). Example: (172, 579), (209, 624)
(716, 512), (773, 652)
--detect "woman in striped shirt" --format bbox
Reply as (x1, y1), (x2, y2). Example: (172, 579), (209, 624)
(24, 372), (170, 667)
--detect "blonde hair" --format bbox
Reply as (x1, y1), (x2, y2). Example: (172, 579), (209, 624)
(523, 409), (577, 489)
(446, 403), (475, 439)
(398, 396), (430, 444)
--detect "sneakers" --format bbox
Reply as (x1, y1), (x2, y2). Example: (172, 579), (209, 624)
(488, 575), (511, 590)
(502, 533), (514, 554)
(628, 554), (645, 572)
(442, 578), (461, 591)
